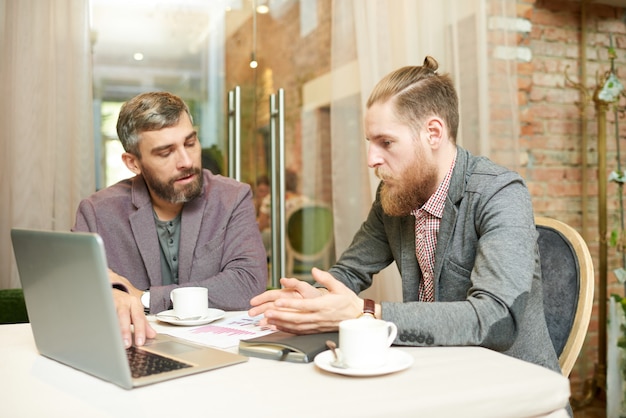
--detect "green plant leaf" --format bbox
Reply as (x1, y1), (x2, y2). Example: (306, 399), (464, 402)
(611, 229), (619, 247)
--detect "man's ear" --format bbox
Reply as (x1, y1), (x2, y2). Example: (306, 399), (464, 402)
(425, 117), (445, 149)
(122, 152), (142, 175)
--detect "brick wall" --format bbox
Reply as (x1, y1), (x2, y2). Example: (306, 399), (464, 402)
(519, 0), (626, 395)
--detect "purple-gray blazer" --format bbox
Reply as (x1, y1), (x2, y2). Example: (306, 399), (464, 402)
(72, 169), (268, 313)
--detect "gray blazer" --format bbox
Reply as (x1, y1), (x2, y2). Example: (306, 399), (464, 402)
(73, 169), (268, 314)
(329, 147), (560, 373)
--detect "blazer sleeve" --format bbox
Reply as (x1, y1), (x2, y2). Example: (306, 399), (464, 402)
(72, 199), (97, 232)
(327, 185), (398, 293)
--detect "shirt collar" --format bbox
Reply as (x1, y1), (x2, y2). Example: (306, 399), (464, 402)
(413, 152), (457, 218)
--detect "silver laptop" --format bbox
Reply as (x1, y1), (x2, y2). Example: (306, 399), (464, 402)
(10, 228), (248, 389)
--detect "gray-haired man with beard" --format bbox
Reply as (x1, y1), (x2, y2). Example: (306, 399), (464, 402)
(73, 92), (267, 348)
(249, 57), (563, 381)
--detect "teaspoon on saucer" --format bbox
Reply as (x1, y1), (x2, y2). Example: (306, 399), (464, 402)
(325, 340), (347, 369)
(157, 313), (204, 321)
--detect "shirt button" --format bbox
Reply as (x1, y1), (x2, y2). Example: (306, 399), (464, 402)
(423, 272), (430, 278)
(417, 233), (424, 239)
(169, 238), (174, 244)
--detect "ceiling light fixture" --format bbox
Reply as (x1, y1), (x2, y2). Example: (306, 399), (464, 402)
(256, 0), (269, 14)
(133, 52), (144, 61)
(250, 0), (258, 70)
(249, 52), (258, 69)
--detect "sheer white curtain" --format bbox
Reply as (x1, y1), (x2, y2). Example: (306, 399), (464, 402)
(0, 0), (94, 289)
(330, 0), (519, 302)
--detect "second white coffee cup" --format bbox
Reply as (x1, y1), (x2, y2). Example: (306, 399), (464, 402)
(170, 287), (209, 319)
(338, 318), (398, 369)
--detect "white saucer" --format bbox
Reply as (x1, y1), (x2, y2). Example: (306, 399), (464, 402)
(155, 308), (225, 326)
(314, 348), (414, 377)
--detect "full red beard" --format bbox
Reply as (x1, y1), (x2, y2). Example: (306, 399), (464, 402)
(376, 161), (438, 216)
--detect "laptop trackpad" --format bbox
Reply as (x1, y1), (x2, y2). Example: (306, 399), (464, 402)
(149, 341), (198, 355)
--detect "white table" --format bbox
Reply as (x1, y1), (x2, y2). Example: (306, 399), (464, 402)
(1, 314), (570, 418)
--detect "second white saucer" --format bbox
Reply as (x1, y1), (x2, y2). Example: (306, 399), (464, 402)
(314, 348), (414, 376)
(156, 308), (225, 326)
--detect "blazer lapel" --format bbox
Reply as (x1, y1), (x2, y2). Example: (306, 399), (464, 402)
(432, 147), (467, 296)
(129, 176), (162, 286)
(400, 215), (421, 301)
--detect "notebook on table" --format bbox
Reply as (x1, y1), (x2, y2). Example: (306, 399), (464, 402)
(239, 331), (338, 363)
(10, 228), (248, 389)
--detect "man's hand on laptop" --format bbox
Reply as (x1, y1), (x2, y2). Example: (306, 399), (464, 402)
(112, 289), (156, 348)
(108, 269), (156, 348)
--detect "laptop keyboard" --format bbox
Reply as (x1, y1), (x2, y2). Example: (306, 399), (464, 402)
(126, 346), (192, 378)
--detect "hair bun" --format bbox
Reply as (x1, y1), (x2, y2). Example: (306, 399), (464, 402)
(423, 56), (439, 72)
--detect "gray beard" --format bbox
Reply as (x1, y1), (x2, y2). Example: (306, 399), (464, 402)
(144, 167), (203, 204)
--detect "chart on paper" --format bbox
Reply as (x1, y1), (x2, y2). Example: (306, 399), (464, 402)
(160, 314), (276, 348)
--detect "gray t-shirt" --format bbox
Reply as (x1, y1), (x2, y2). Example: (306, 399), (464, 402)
(154, 212), (181, 285)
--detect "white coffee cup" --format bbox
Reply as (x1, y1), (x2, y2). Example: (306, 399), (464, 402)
(170, 287), (209, 319)
(338, 318), (398, 369)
